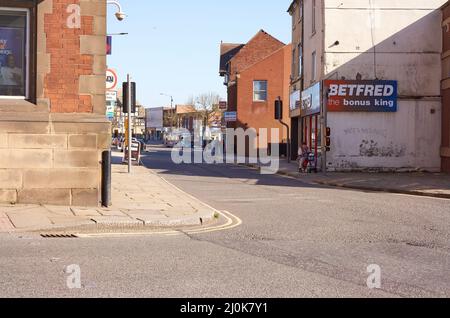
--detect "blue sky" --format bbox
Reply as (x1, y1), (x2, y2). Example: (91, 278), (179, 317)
(107, 0), (292, 108)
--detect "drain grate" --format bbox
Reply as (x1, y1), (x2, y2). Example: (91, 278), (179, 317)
(41, 233), (78, 238)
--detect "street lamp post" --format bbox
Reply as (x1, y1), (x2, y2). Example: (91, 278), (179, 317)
(107, 1), (127, 21)
(160, 93), (175, 128)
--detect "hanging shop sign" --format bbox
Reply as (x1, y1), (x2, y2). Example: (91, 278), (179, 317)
(219, 101), (228, 110)
(224, 111), (237, 122)
(301, 82), (321, 117)
(289, 90), (301, 110)
(325, 80), (398, 112)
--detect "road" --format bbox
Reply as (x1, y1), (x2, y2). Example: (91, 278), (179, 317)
(0, 145), (449, 298)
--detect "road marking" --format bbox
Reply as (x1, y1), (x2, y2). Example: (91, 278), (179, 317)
(75, 210), (242, 238)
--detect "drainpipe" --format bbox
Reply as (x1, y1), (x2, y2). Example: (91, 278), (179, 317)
(321, 0), (327, 173)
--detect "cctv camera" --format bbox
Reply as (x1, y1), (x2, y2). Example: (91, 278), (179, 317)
(115, 12), (126, 21)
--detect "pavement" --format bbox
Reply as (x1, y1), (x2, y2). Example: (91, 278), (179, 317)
(242, 159), (450, 199)
(0, 151), (216, 233)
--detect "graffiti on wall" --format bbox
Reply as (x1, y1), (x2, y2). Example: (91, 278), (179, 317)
(344, 128), (388, 138)
(359, 140), (406, 157)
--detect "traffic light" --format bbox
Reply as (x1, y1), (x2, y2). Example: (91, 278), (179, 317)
(325, 127), (331, 152)
(274, 99), (283, 120)
(122, 82), (136, 113)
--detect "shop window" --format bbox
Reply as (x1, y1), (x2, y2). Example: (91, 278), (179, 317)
(0, 2), (36, 102)
(253, 80), (267, 102)
(0, 8), (28, 99)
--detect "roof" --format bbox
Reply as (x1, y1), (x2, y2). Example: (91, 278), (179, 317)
(239, 43), (291, 75)
(176, 105), (197, 114)
(287, 0), (296, 13)
(219, 42), (244, 74)
(442, 0), (450, 9)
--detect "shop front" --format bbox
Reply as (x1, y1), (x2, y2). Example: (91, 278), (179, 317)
(300, 82), (322, 171)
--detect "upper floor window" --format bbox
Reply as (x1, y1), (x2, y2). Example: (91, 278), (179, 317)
(312, 0), (316, 35)
(298, 1), (303, 23)
(0, 8), (29, 99)
(311, 51), (317, 82)
(253, 80), (267, 102)
(298, 43), (303, 77)
(292, 47), (296, 78)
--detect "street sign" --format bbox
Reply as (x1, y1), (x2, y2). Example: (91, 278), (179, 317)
(106, 90), (117, 101)
(219, 101), (227, 110)
(106, 104), (114, 120)
(106, 69), (118, 90)
(123, 142), (141, 164)
(224, 111), (237, 122)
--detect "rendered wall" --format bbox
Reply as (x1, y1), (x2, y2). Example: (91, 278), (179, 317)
(323, 0), (445, 171)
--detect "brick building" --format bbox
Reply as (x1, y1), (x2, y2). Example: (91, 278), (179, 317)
(442, 1), (450, 172)
(0, 0), (109, 206)
(219, 30), (292, 154)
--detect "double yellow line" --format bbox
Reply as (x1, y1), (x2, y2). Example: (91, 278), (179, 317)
(76, 210), (242, 238)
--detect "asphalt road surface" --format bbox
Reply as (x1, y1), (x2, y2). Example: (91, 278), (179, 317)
(0, 145), (449, 298)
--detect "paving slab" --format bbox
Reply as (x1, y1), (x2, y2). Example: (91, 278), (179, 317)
(43, 205), (75, 216)
(71, 208), (101, 217)
(7, 211), (53, 229)
(97, 209), (127, 217)
(0, 217), (14, 232)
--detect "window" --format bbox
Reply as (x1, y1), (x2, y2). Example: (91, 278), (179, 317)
(298, 43), (303, 78)
(253, 80), (267, 102)
(312, 0), (316, 35)
(298, 1), (303, 23)
(311, 51), (317, 82)
(292, 47), (296, 78)
(0, 7), (29, 99)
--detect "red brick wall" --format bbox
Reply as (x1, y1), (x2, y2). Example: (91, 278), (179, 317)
(228, 30), (285, 82)
(44, 0), (94, 113)
(236, 45), (292, 144)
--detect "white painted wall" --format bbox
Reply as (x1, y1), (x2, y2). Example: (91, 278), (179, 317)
(303, 0), (324, 86)
(321, 0), (446, 171)
(327, 101), (442, 171)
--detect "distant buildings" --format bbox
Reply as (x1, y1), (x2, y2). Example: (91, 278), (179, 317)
(145, 107), (164, 140)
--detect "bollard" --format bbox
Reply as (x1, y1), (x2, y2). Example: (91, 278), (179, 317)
(101, 150), (112, 207)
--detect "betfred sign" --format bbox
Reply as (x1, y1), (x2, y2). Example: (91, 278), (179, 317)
(325, 80), (398, 112)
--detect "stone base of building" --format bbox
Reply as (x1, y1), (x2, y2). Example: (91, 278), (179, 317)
(0, 110), (110, 206)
